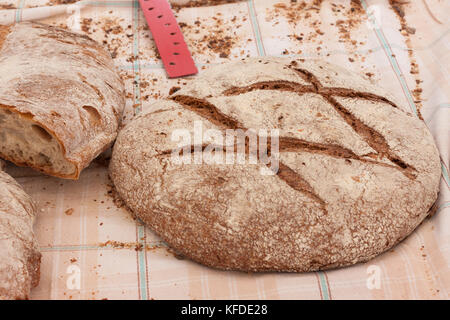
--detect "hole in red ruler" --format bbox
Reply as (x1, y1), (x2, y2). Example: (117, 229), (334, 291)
(148, 7), (154, 10)
(173, 42), (180, 45)
(169, 62), (176, 65)
(173, 52), (180, 55)
(170, 32), (176, 35)
(165, 23), (171, 26)
(157, 15), (163, 18)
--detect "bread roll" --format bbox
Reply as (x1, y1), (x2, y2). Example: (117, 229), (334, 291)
(110, 57), (441, 272)
(0, 169), (41, 299)
(0, 22), (125, 179)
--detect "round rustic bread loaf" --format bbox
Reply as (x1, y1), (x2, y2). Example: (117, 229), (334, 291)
(110, 57), (441, 272)
(0, 167), (41, 299)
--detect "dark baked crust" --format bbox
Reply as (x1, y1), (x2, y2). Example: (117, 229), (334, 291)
(110, 58), (441, 272)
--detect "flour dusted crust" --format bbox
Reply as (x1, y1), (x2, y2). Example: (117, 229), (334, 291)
(110, 57), (441, 272)
(0, 22), (125, 179)
(0, 169), (41, 299)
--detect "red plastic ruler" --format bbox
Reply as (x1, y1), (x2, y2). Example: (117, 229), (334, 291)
(138, 0), (198, 78)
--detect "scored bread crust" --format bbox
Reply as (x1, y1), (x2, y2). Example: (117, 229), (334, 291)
(110, 57), (441, 272)
(0, 168), (41, 299)
(0, 22), (125, 179)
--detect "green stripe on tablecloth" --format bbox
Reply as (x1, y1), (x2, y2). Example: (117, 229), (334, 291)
(360, 0), (419, 117)
(442, 164), (450, 187)
(317, 272), (330, 300)
(132, 0), (142, 115)
(16, 0), (25, 22)
(247, 0), (265, 56)
(136, 224), (148, 300)
(132, 0), (148, 300)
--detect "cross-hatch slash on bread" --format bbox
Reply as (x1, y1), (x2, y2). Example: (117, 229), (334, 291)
(0, 167), (41, 300)
(110, 57), (441, 272)
(0, 22), (125, 179)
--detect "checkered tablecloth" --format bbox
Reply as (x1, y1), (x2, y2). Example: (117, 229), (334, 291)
(1, 0), (449, 300)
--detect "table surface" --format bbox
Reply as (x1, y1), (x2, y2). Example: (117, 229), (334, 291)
(1, 0), (449, 299)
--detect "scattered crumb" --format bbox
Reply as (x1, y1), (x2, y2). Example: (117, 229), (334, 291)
(46, 0), (78, 4)
(98, 240), (164, 252)
(0, 4), (16, 9)
(388, 0), (424, 119)
(172, 0), (244, 10)
(169, 86), (181, 95)
(177, 13), (248, 59)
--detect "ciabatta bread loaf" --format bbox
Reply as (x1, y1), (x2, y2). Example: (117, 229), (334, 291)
(0, 22), (125, 179)
(110, 57), (441, 272)
(0, 169), (41, 299)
